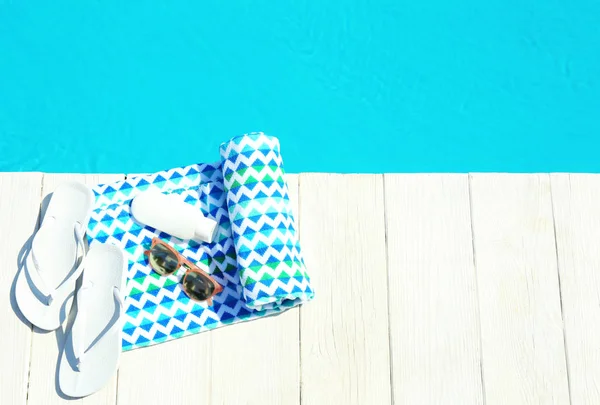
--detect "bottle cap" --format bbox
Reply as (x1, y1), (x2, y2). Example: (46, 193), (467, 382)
(194, 215), (218, 243)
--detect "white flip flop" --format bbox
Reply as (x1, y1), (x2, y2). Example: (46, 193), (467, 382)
(16, 181), (95, 331)
(59, 243), (127, 398)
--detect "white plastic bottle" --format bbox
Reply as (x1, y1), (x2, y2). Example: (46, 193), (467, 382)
(131, 188), (218, 243)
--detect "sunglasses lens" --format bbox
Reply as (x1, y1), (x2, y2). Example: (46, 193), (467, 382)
(183, 271), (215, 301)
(148, 244), (179, 276)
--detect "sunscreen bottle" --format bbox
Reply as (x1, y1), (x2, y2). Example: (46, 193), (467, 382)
(131, 188), (218, 243)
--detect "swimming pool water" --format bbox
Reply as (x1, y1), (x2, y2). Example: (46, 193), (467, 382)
(1, 1), (599, 173)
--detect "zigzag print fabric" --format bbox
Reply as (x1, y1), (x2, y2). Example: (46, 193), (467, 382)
(86, 133), (313, 351)
(220, 134), (313, 310)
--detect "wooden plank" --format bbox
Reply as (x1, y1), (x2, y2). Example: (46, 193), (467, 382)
(384, 174), (484, 404)
(209, 174), (300, 404)
(299, 174), (391, 405)
(27, 173), (124, 405)
(117, 333), (211, 404)
(470, 174), (570, 405)
(551, 174), (600, 405)
(0, 172), (43, 405)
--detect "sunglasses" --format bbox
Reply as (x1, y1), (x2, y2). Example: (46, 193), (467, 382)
(144, 237), (223, 304)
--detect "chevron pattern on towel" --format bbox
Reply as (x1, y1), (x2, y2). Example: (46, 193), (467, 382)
(86, 134), (313, 351)
(220, 134), (313, 310)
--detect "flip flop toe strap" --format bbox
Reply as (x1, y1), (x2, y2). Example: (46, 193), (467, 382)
(27, 220), (86, 306)
(73, 286), (124, 372)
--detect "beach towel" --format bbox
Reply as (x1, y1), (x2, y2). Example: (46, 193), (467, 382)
(87, 133), (314, 351)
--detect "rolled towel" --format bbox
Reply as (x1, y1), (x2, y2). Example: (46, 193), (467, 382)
(220, 132), (314, 310)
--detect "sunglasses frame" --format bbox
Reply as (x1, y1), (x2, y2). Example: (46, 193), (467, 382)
(144, 237), (223, 305)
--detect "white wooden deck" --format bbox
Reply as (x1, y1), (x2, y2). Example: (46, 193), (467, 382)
(2, 173), (600, 405)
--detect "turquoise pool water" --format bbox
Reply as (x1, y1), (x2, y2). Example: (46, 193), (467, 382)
(1, 1), (599, 173)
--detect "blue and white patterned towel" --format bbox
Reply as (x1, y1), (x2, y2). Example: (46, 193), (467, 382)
(87, 133), (314, 351)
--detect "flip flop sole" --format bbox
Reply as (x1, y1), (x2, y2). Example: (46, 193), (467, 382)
(59, 243), (127, 398)
(15, 181), (94, 330)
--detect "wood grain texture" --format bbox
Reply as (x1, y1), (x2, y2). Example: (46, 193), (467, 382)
(299, 174), (391, 405)
(0, 172), (42, 405)
(384, 174), (484, 404)
(470, 174), (570, 405)
(11, 171), (600, 404)
(551, 174), (600, 405)
(27, 174), (124, 405)
(209, 174), (300, 405)
(117, 332), (211, 405)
